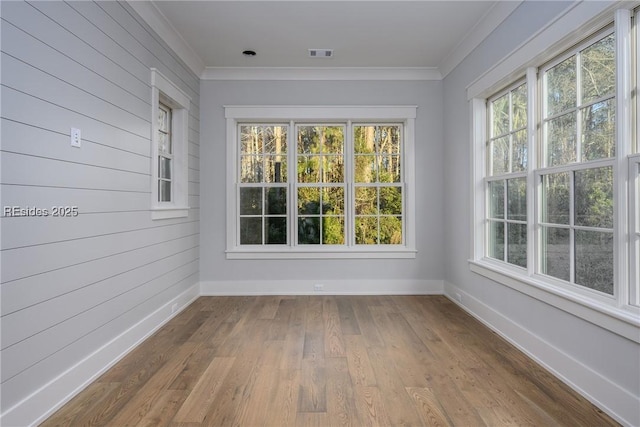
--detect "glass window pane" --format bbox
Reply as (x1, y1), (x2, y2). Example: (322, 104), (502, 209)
(378, 126), (401, 154)
(322, 216), (344, 244)
(354, 126), (377, 154)
(159, 156), (171, 179)
(575, 230), (613, 295)
(322, 127), (344, 154)
(355, 187), (377, 215)
(507, 178), (526, 221)
(322, 187), (344, 215)
(512, 129), (528, 172)
(542, 172), (570, 225)
(265, 156), (287, 183)
(512, 83), (527, 130)
(546, 56), (577, 116)
(355, 155), (376, 183)
(380, 187), (402, 215)
(265, 217), (287, 244)
(240, 217), (262, 244)
(581, 100), (615, 161)
(492, 94), (509, 137)
(355, 217), (378, 244)
(488, 220), (504, 260)
(298, 217), (320, 244)
(158, 132), (170, 154)
(581, 34), (615, 104)
(298, 126), (319, 154)
(264, 126), (287, 154)
(323, 155), (344, 183)
(241, 126), (264, 154)
(546, 112), (577, 167)
(575, 167), (613, 228)
(158, 180), (171, 202)
(378, 155), (401, 183)
(541, 226), (570, 281)
(491, 136), (509, 175)
(488, 180), (504, 219)
(240, 156), (263, 183)
(266, 188), (286, 215)
(379, 216), (402, 245)
(240, 188), (262, 215)
(507, 223), (527, 268)
(297, 156), (320, 183)
(298, 187), (320, 215)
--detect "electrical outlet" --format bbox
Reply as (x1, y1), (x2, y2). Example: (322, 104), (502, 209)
(314, 284), (324, 292)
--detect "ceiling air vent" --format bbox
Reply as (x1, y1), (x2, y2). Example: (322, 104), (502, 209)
(309, 49), (333, 58)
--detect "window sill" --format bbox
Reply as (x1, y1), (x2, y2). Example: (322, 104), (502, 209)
(469, 259), (640, 343)
(151, 207), (189, 220)
(226, 247), (417, 260)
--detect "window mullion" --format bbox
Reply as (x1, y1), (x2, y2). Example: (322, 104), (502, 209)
(527, 67), (539, 277)
(346, 120), (354, 246)
(616, 9), (632, 305)
(291, 121), (298, 247)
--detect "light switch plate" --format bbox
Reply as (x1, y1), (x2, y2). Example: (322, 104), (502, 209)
(71, 128), (81, 148)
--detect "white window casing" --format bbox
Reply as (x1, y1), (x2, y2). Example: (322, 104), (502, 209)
(150, 68), (191, 220)
(225, 105), (417, 259)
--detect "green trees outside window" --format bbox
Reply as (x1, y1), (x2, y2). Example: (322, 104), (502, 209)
(238, 122), (405, 246)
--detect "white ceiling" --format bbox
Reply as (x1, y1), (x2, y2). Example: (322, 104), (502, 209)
(139, 1), (521, 78)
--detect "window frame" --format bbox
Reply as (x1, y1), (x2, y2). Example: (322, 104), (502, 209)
(469, 7), (639, 343)
(150, 68), (191, 220)
(225, 105), (417, 259)
(485, 79), (529, 268)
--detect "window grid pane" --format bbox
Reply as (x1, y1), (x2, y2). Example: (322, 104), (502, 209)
(486, 81), (528, 268)
(157, 103), (172, 203)
(296, 125), (346, 245)
(239, 125), (288, 245)
(539, 31), (616, 295)
(353, 125), (403, 245)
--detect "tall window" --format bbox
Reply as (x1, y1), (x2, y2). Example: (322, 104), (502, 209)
(539, 31), (615, 294)
(239, 125), (288, 244)
(225, 106), (416, 258)
(486, 82), (528, 267)
(297, 125), (346, 245)
(354, 125), (403, 245)
(150, 68), (190, 219)
(157, 102), (172, 202)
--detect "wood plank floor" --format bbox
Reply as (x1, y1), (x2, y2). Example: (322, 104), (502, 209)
(41, 296), (618, 426)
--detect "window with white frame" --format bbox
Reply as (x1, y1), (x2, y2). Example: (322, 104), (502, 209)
(226, 106), (416, 259)
(486, 81), (528, 268)
(470, 7), (639, 341)
(538, 30), (616, 294)
(150, 68), (190, 219)
(157, 102), (173, 202)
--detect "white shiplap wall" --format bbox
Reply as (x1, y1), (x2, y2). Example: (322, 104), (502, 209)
(0, 1), (200, 424)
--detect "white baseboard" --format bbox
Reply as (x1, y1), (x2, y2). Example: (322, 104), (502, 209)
(443, 281), (639, 427)
(1, 283), (200, 427)
(200, 279), (444, 295)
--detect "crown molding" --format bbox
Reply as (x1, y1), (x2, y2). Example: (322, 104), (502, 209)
(201, 67), (442, 81)
(127, 1), (205, 77)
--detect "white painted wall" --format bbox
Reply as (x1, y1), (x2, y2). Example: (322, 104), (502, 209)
(442, 1), (640, 425)
(0, 2), (200, 424)
(199, 80), (445, 294)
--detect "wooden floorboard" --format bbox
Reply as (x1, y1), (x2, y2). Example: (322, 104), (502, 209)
(40, 295), (619, 427)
